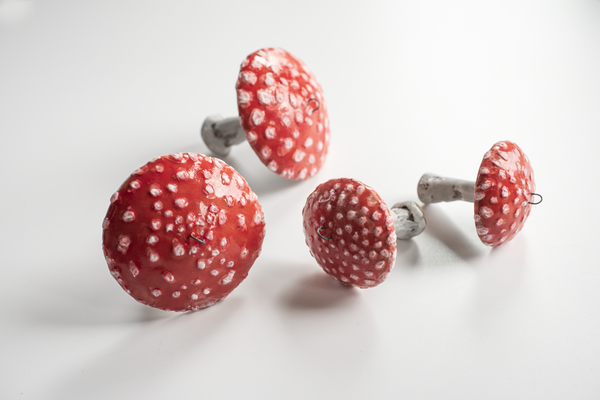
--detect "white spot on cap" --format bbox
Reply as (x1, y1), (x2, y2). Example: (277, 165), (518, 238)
(257, 89), (273, 105)
(128, 262), (139, 277)
(250, 109), (265, 126)
(238, 89), (251, 106)
(129, 180), (140, 190)
(265, 126), (276, 139)
(477, 226), (489, 235)
(241, 71), (257, 84)
(151, 289), (162, 297)
(163, 272), (175, 283)
(174, 198), (188, 208)
(121, 210), (135, 222)
(172, 241), (185, 257)
(146, 235), (159, 245)
(148, 250), (160, 263)
(117, 235), (131, 254)
(480, 206), (494, 219)
(176, 170), (190, 181)
(167, 183), (177, 193)
(197, 260), (206, 270)
(150, 219), (162, 231)
(264, 73), (275, 86)
(479, 180), (493, 190)
(261, 146), (272, 159)
(110, 192), (119, 203)
(204, 184), (214, 195)
(293, 149), (306, 162)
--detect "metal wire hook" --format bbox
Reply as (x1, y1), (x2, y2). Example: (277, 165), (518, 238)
(189, 235), (205, 244)
(317, 226), (331, 240)
(528, 193), (543, 205)
(307, 98), (320, 113)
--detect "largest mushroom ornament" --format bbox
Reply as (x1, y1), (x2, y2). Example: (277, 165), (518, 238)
(417, 140), (540, 247)
(102, 153), (266, 311)
(201, 47), (330, 181)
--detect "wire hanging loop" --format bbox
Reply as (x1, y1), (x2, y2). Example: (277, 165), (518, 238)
(528, 193), (543, 205)
(189, 235), (205, 244)
(306, 98), (320, 115)
(317, 226), (332, 241)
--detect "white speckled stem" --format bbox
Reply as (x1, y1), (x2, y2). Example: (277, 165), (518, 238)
(201, 115), (246, 157)
(390, 201), (427, 240)
(417, 173), (475, 204)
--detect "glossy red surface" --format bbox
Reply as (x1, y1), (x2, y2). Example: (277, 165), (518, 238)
(302, 178), (397, 289)
(236, 47), (330, 180)
(102, 153), (266, 311)
(474, 141), (536, 247)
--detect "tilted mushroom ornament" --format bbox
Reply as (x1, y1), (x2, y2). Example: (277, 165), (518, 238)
(201, 47), (330, 181)
(302, 178), (426, 289)
(417, 140), (540, 247)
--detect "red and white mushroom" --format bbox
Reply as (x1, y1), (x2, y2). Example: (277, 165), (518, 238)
(417, 140), (540, 247)
(201, 47), (330, 181)
(102, 153), (266, 311)
(302, 178), (426, 289)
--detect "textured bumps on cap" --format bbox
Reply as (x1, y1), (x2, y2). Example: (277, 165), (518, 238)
(236, 47), (330, 181)
(302, 178), (397, 289)
(102, 153), (266, 311)
(474, 141), (535, 247)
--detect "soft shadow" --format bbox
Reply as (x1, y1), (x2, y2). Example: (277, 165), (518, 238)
(51, 296), (244, 399)
(281, 271), (360, 310)
(394, 239), (421, 268)
(471, 237), (527, 323)
(422, 205), (483, 260)
(23, 259), (225, 327)
(183, 141), (300, 197)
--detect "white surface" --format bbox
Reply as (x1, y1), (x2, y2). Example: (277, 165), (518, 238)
(1, 1), (599, 399)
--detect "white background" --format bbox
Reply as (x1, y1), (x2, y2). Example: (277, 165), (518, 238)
(1, 0), (599, 399)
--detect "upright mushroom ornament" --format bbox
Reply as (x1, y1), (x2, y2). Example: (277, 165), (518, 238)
(102, 153), (266, 311)
(202, 47), (330, 181)
(418, 140), (540, 247)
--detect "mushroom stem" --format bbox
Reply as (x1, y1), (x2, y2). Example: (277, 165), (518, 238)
(417, 173), (475, 204)
(390, 201), (427, 239)
(201, 115), (246, 157)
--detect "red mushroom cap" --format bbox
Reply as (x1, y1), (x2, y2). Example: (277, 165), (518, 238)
(236, 47), (330, 180)
(474, 141), (536, 247)
(302, 178), (397, 289)
(102, 153), (266, 311)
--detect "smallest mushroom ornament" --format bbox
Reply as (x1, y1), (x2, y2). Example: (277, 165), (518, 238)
(201, 47), (330, 181)
(102, 153), (266, 311)
(417, 140), (540, 247)
(302, 178), (426, 289)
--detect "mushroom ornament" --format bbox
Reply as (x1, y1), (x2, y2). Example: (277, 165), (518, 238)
(417, 140), (540, 247)
(102, 153), (266, 311)
(201, 47), (330, 181)
(302, 178), (426, 289)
